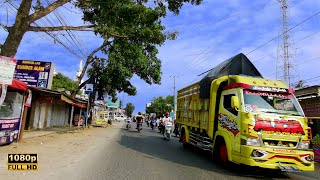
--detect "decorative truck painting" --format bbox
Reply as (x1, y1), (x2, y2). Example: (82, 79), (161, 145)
(253, 118), (305, 135)
(218, 113), (240, 136)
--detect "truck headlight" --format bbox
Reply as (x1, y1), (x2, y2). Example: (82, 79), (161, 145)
(297, 142), (309, 150)
(301, 154), (314, 162)
(246, 138), (261, 147)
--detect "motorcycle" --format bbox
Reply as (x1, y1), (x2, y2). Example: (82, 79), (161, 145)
(163, 121), (173, 141)
(126, 120), (131, 129)
(158, 120), (164, 133)
(136, 120), (143, 133)
(150, 119), (156, 130)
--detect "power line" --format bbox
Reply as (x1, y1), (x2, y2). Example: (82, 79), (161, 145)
(177, 1), (277, 77)
(246, 9), (320, 56)
(5, 0), (89, 60)
(47, 0), (89, 59)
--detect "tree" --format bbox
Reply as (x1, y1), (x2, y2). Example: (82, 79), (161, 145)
(146, 95), (174, 116)
(52, 72), (78, 91)
(0, 0), (202, 98)
(0, 0), (93, 57)
(124, 103), (135, 117)
(76, 0), (202, 98)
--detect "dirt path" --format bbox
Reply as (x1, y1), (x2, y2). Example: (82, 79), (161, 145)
(0, 122), (123, 180)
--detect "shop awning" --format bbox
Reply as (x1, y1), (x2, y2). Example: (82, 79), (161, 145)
(61, 94), (87, 108)
(8, 78), (27, 91)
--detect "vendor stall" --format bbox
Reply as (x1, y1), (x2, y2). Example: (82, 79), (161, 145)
(0, 79), (27, 145)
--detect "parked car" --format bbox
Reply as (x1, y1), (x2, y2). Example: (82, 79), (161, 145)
(114, 115), (126, 122)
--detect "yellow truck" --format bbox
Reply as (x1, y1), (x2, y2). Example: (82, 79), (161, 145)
(176, 53), (314, 171)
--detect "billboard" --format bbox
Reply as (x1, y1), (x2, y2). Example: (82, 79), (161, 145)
(14, 60), (54, 89)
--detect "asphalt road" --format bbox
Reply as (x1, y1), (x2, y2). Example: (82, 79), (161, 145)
(56, 122), (319, 180)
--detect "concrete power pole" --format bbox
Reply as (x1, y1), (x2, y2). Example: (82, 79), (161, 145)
(279, 0), (291, 85)
(170, 75), (178, 119)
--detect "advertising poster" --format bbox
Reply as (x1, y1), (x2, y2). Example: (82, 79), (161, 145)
(0, 118), (21, 145)
(14, 60), (54, 89)
(0, 56), (17, 85)
(0, 92), (23, 146)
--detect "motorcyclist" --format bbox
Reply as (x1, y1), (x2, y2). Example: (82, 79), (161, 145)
(150, 115), (156, 130)
(161, 112), (173, 134)
(126, 116), (132, 129)
(136, 112), (143, 130)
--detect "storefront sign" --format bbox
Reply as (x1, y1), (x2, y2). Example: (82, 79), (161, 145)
(0, 56), (17, 85)
(14, 60), (54, 89)
(107, 99), (120, 108)
(0, 118), (21, 145)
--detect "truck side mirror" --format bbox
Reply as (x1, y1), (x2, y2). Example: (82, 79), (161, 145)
(231, 96), (240, 111)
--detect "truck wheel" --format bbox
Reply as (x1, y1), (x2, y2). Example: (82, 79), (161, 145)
(181, 132), (188, 148)
(219, 143), (229, 165)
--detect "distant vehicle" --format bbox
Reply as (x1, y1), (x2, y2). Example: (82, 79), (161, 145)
(114, 115), (126, 122)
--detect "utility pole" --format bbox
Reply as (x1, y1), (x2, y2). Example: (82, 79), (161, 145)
(279, 0), (291, 85)
(170, 75), (178, 119)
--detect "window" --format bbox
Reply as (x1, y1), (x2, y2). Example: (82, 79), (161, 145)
(223, 94), (238, 116)
(243, 90), (303, 116)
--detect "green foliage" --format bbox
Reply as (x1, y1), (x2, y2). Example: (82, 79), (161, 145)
(52, 73), (78, 92)
(33, 0), (44, 11)
(124, 103), (135, 116)
(78, 0), (202, 97)
(146, 95), (174, 116)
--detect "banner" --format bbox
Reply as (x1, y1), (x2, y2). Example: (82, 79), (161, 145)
(0, 118), (21, 145)
(0, 92), (23, 145)
(24, 89), (32, 107)
(0, 84), (7, 106)
(0, 56), (17, 85)
(14, 60), (54, 89)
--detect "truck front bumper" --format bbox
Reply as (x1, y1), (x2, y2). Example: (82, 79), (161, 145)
(238, 146), (314, 171)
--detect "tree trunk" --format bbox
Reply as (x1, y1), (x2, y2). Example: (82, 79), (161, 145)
(1, 0), (32, 57)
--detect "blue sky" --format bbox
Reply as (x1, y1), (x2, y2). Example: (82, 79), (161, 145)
(1, 0), (320, 114)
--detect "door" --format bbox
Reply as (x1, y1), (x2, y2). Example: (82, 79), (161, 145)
(219, 90), (241, 153)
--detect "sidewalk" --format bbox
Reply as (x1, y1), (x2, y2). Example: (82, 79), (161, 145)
(21, 126), (89, 140)
(0, 125), (119, 180)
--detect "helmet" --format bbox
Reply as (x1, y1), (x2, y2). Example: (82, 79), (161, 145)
(165, 112), (169, 116)
(138, 112), (141, 115)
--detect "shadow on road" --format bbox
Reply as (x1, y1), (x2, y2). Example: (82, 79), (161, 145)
(117, 128), (294, 179)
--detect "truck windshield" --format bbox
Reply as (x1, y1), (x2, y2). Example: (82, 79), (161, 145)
(243, 90), (304, 116)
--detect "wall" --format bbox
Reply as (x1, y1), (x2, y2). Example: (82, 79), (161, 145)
(51, 101), (69, 127)
(29, 97), (69, 129)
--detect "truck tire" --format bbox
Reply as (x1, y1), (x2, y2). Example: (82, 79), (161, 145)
(181, 131), (189, 149)
(219, 143), (228, 164)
